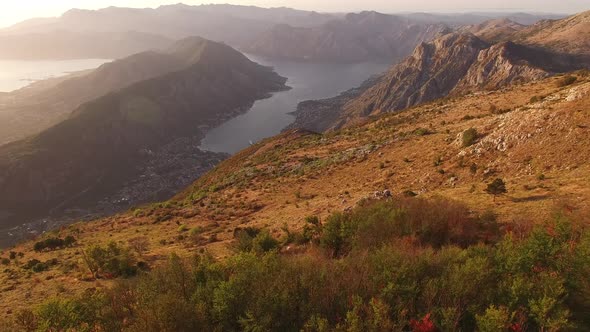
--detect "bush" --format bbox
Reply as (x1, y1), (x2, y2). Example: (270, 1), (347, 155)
(251, 230), (279, 254)
(557, 75), (577, 87)
(81, 242), (137, 279)
(486, 178), (508, 201)
(20, 201), (590, 331)
(34, 236), (76, 252)
(414, 128), (432, 136)
(34, 294), (107, 332)
(476, 306), (510, 332)
(234, 227), (261, 252)
(128, 236), (150, 256)
(462, 128), (479, 147)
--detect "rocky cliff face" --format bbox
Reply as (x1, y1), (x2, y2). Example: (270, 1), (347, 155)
(246, 11), (451, 63)
(290, 32), (583, 132)
(0, 37), (287, 230)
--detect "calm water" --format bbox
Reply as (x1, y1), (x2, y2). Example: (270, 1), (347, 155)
(200, 55), (390, 154)
(0, 59), (111, 92)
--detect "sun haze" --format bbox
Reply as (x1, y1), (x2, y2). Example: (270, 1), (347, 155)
(1, 0), (588, 27)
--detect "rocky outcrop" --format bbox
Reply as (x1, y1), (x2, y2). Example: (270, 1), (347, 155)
(0, 37), (288, 229)
(246, 11), (451, 63)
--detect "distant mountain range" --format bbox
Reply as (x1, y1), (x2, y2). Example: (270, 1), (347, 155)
(0, 4), (567, 62)
(245, 11), (451, 63)
(0, 4), (335, 60)
(0, 37), (287, 231)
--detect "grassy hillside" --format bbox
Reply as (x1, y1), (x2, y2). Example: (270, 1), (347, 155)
(1, 71), (590, 330)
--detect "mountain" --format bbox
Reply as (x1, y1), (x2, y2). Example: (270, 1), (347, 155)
(0, 37), (228, 146)
(402, 12), (565, 26)
(0, 30), (173, 60)
(2, 71), (590, 325)
(245, 11), (451, 62)
(461, 18), (525, 42)
(0, 4), (335, 60)
(289, 30), (585, 132)
(512, 10), (590, 57)
(0, 37), (287, 235)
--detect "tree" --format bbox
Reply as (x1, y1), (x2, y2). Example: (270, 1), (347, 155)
(486, 178), (507, 202)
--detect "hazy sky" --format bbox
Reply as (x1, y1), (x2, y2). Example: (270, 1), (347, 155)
(1, 0), (588, 28)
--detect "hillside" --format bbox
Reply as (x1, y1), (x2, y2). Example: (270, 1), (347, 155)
(289, 31), (585, 132)
(513, 10), (590, 57)
(0, 44), (196, 145)
(0, 37), (287, 244)
(1, 72), (589, 328)
(245, 11), (451, 63)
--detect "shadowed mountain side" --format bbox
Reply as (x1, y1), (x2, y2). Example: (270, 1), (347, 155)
(0, 37), (253, 145)
(0, 37), (287, 230)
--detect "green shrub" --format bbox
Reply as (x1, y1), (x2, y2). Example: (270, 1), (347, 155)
(21, 201), (590, 331)
(251, 231), (279, 254)
(81, 242), (137, 278)
(34, 236), (76, 252)
(35, 294), (107, 332)
(476, 305), (510, 332)
(462, 128), (479, 147)
(557, 75), (577, 87)
(414, 128), (432, 136)
(234, 227), (261, 252)
(486, 178), (508, 201)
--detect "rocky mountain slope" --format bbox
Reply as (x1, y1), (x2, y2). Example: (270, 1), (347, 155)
(245, 11), (451, 63)
(289, 29), (585, 132)
(284, 11), (590, 132)
(0, 37), (287, 242)
(513, 10), (590, 57)
(2, 72), (589, 317)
